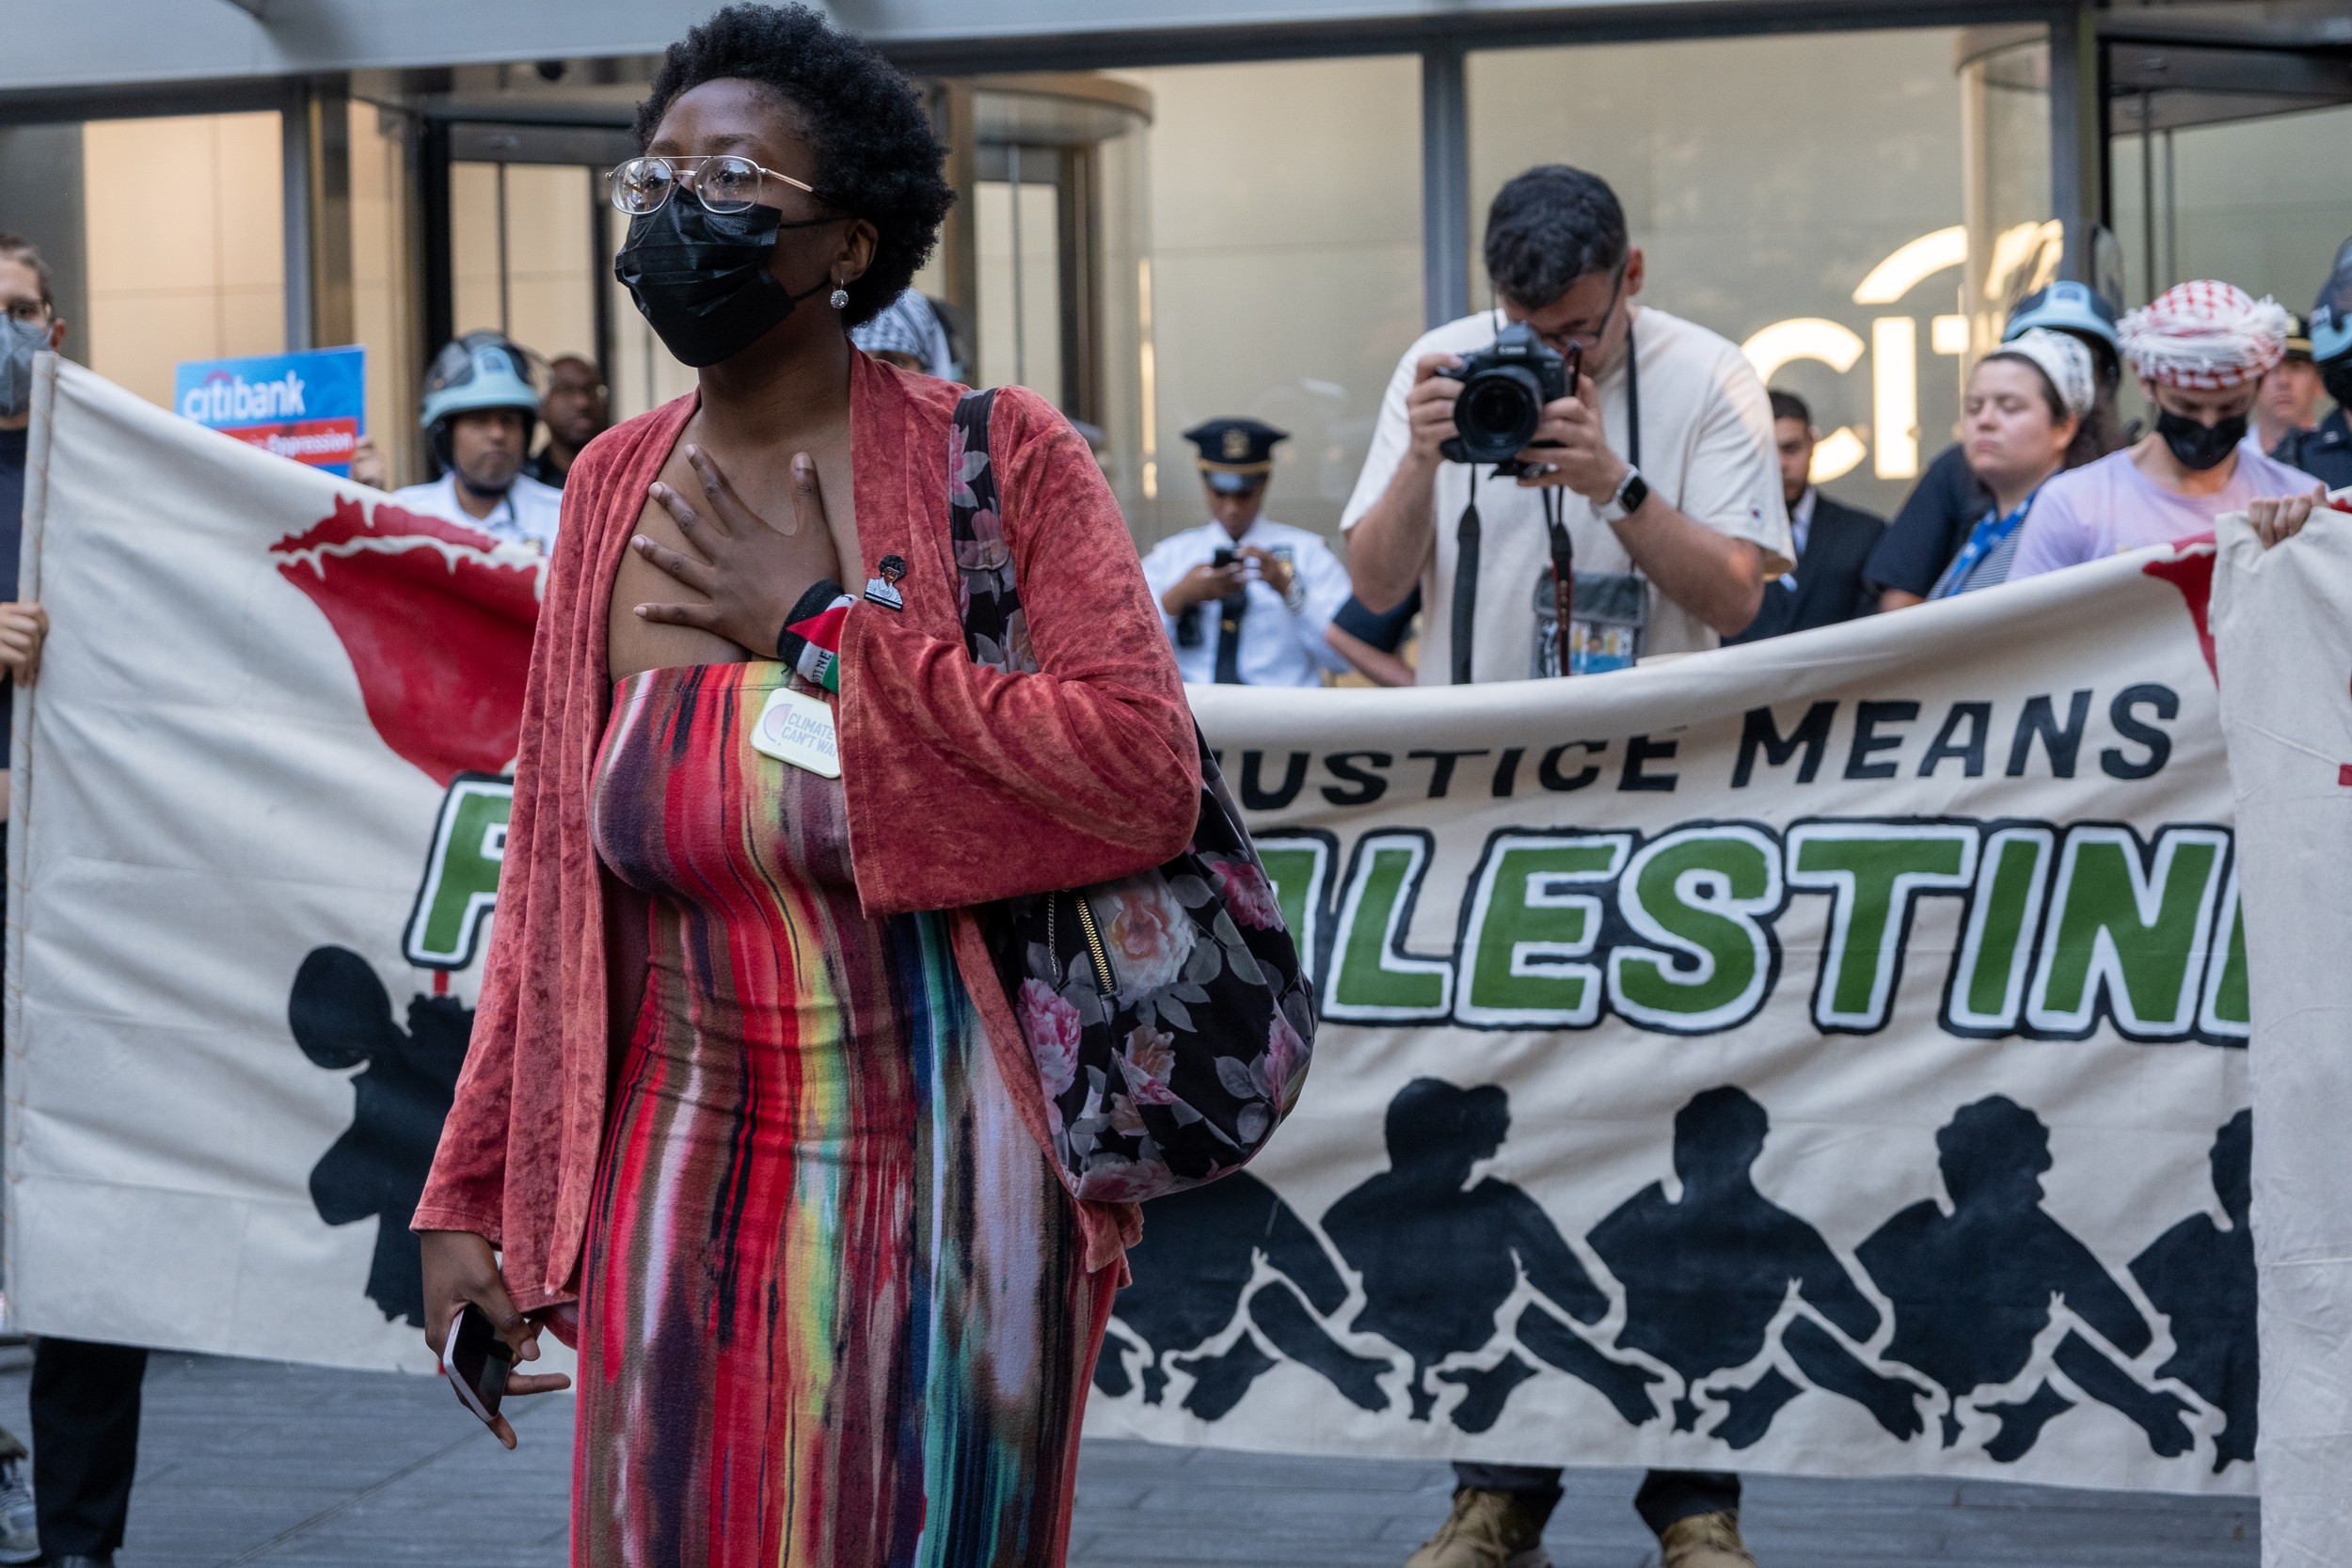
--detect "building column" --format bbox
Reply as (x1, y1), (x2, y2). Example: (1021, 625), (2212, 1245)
(0, 124), (87, 366)
(2047, 1), (2105, 286)
(1422, 43), (1470, 330)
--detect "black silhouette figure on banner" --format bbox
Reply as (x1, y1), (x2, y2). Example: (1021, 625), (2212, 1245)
(1857, 1096), (2195, 1461)
(1588, 1086), (1927, 1447)
(1323, 1079), (1661, 1431)
(1098, 1171), (1391, 1419)
(2131, 1110), (2256, 1471)
(290, 945), (471, 1327)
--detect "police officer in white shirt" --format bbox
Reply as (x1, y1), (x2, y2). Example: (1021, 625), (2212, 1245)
(1140, 419), (1353, 687)
(389, 332), (564, 550)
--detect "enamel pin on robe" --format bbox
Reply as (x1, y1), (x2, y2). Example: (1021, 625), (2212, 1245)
(865, 553), (908, 610)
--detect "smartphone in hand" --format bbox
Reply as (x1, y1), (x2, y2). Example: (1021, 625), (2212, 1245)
(444, 1302), (514, 1426)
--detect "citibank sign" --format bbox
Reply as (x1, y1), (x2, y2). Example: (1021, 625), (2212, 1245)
(1741, 221), (2062, 484)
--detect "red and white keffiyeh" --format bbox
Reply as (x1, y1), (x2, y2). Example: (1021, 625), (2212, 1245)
(2118, 280), (2291, 389)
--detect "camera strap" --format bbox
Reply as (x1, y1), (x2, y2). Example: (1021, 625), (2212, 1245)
(1451, 467), (1481, 684)
(1448, 317), (1643, 685)
(1545, 487), (1574, 679)
(1625, 318), (1641, 471)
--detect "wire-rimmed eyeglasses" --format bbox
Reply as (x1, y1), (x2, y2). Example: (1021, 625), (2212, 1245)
(606, 155), (818, 216)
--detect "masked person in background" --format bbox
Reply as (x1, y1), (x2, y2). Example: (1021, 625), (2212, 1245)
(387, 333), (564, 548)
(2276, 238), (2352, 493)
(848, 284), (953, 377)
(0, 231), (147, 1568)
(1866, 281), (2126, 611)
(1141, 419), (1353, 687)
(521, 353), (611, 488)
(1345, 165), (1786, 1568)
(2010, 281), (2313, 582)
(1922, 330), (2096, 599)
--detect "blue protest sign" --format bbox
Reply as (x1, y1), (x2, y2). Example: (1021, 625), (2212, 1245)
(174, 346), (367, 478)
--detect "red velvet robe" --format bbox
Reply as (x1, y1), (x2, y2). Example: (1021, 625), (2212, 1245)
(414, 355), (1193, 1312)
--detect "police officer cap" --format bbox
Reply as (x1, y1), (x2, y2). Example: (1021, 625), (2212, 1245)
(2280, 309), (2313, 363)
(1184, 418), (1288, 494)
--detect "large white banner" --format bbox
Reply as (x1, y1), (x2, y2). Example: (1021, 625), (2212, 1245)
(8, 355), (2280, 1498)
(1089, 531), (2255, 1497)
(7, 356), (545, 1374)
(2211, 505), (2352, 1565)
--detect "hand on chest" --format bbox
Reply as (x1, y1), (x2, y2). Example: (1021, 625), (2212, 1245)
(608, 428), (864, 682)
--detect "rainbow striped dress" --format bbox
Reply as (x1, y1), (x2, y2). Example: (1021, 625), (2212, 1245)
(580, 660), (1108, 1566)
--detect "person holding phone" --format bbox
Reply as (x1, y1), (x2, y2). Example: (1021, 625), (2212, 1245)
(412, 7), (1194, 1563)
(1139, 418), (1354, 687)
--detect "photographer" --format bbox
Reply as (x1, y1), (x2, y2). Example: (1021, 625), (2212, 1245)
(1343, 165), (1788, 687)
(1346, 166), (1782, 1568)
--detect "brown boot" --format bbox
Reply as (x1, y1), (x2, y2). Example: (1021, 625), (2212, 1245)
(1658, 1511), (1757, 1568)
(1403, 1486), (1553, 1568)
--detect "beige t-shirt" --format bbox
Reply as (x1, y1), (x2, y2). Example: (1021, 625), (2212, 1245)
(1340, 305), (1792, 685)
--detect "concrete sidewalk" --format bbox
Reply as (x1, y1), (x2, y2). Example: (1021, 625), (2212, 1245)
(0, 1351), (2258, 1567)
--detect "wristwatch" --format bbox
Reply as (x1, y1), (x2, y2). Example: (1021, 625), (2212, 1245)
(1597, 467), (1649, 524)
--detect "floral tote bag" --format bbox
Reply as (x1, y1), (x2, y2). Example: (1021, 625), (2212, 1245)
(948, 388), (1316, 1203)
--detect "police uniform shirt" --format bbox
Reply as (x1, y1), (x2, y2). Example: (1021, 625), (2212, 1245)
(388, 469), (564, 552)
(1341, 304), (1792, 685)
(1138, 518), (1355, 688)
(2276, 405), (2352, 492)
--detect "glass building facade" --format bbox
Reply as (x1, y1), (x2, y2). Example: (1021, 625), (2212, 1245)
(4, 5), (2347, 545)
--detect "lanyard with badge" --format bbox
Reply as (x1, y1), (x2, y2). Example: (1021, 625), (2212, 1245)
(1928, 486), (2041, 601)
(1532, 320), (1646, 678)
(1448, 310), (1647, 682)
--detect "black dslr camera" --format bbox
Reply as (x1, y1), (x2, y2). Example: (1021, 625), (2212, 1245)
(1439, 322), (1576, 468)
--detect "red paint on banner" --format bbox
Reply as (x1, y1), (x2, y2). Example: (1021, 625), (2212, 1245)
(269, 497), (543, 785)
(2142, 532), (2217, 684)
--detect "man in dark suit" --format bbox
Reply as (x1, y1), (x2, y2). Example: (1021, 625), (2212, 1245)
(1724, 391), (1884, 645)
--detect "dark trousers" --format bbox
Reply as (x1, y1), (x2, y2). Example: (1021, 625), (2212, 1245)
(1453, 1463), (1740, 1536)
(31, 1338), (149, 1560)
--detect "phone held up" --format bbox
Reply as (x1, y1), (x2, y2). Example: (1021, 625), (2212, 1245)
(444, 1301), (514, 1427)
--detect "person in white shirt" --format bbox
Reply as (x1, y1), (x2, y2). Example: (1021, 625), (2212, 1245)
(1139, 419), (1352, 687)
(387, 332), (564, 551)
(1344, 166), (1789, 688)
(1352, 166), (1784, 1568)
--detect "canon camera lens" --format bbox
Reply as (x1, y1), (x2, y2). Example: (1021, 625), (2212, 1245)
(1438, 321), (1570, 466)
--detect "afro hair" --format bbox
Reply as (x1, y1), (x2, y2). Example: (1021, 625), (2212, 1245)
(634, 4), (955, 330)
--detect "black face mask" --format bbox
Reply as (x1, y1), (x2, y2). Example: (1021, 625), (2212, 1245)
(613, 199), (834, 368)
(2154, 405), (2249, 472)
